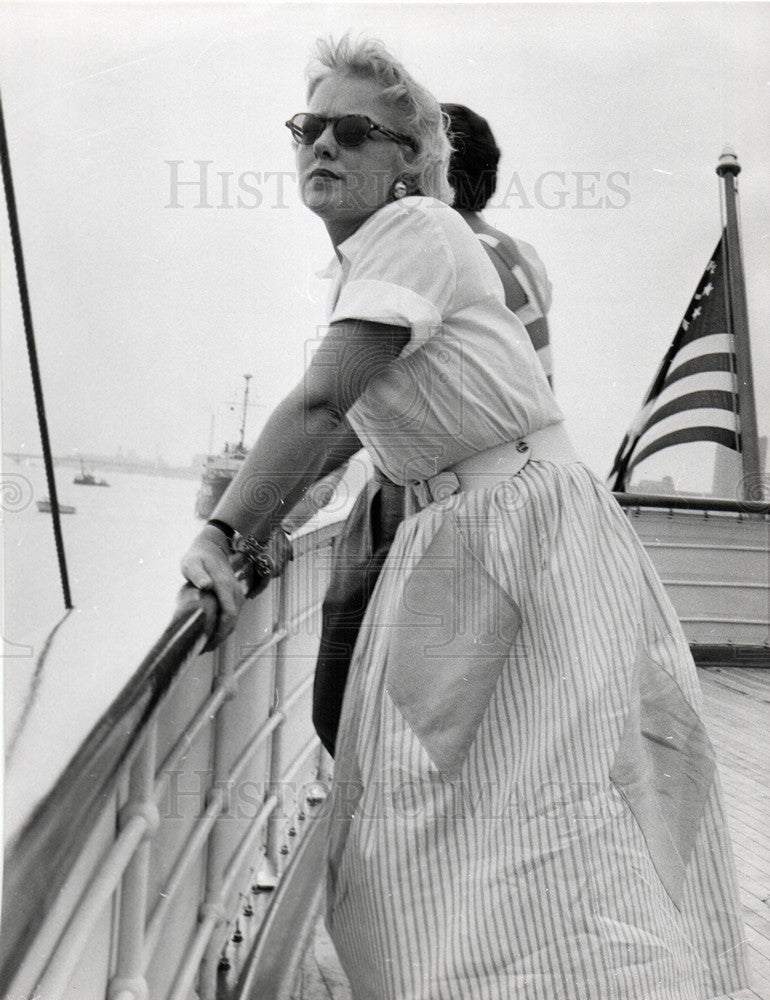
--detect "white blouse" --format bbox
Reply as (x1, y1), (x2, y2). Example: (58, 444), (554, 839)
(326, 196), (563, 485)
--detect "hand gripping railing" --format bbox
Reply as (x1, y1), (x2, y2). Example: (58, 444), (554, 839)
(1, 519), (341, 1000)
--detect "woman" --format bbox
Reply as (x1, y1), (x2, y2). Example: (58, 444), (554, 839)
(182, 36), (747, 1000)
(313, 102), (556, 760)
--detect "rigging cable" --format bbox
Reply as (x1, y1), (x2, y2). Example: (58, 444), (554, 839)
(0, 85), (73, 609)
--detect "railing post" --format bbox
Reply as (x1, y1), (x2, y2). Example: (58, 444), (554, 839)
(259, 574), (291, 889)
(107, 724), (160, 1000)
(198, 636), (239, 1000)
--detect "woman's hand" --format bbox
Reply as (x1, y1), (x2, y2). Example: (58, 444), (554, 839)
(181, 524), (246, 645)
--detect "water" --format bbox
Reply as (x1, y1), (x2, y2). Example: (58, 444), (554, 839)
(3, 460), (201, 837)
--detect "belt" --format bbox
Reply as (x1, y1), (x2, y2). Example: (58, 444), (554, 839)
(409, 422), (578, 510)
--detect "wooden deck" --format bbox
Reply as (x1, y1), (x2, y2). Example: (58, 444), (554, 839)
(700, 668), (770, 1000)
(291, 667), (770, 1000)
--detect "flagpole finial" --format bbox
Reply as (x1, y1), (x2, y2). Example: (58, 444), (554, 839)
(717, 147), (741, 177)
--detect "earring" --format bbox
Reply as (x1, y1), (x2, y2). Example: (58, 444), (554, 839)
(392, 179), (408, 200)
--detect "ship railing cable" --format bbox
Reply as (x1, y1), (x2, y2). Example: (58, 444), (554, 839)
(0, 85), (72, 609)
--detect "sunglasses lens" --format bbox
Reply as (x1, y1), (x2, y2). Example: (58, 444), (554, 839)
(290, 114), (324, 144)
(334, 116), (370, 147)
(287, 114), (373, 146)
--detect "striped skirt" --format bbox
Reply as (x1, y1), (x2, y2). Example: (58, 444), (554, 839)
(326, 461), (748, 1000)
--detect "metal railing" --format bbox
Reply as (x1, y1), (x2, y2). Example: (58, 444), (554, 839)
(3, 488), (769, 1000)
(1, 518), (342, 1000)
(615, 491), (770, 665)
(613, 490), (770, 517)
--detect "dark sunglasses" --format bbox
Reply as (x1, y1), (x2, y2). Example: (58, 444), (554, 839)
(285, 113), (416, 152)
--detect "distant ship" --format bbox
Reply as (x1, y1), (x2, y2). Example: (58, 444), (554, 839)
(36, 498), (76, 514)
(73, 460), (110, 487)
(194, 374), (253, 519)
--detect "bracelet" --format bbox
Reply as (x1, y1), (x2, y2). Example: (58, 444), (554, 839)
(235, 534), (276, 579)
(206, 518), (236, 540)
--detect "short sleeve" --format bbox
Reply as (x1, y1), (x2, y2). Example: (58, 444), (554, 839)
(347, 308), (564, 484)
(331, 199), (457, 354)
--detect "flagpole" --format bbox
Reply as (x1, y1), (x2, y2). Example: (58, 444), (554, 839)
(716, 148), (761, 497)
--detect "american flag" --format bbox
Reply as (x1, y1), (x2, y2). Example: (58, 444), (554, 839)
(609, 235), (740, 491)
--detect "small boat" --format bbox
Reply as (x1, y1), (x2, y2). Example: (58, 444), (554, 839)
(73, 460), (110, 486)
(37, 498), (76, 514)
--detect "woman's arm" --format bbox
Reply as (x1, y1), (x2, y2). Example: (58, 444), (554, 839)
(181, 319), (410, 638)
(279, 452), (358, 536)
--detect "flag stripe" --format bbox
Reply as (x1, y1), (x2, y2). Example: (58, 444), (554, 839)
(641, 389), (737, 433)
(633, 406), (739, 458)
(672, 333), (733, 369)
(663, 352), (736, 390)
(654, 368), (736, 415)
(628, 426), (741, 472)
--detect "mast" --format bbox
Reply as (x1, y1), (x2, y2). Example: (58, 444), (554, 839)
(716, 148), (761, 497)
(238, 373), (252, 451)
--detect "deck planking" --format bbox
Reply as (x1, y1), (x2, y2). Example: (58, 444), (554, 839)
(293, 667), (770, 1000)
(702, 668), (770, 1000)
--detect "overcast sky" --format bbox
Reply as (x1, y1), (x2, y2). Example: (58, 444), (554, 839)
(1, 2), (768, 492)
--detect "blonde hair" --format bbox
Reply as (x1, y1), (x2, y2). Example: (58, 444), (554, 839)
(306, 35), (453, 204)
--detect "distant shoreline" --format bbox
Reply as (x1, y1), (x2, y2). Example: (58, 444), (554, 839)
(3, 452), (199, 480)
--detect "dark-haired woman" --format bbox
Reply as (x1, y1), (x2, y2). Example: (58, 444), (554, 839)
(443, 101), (554, 385)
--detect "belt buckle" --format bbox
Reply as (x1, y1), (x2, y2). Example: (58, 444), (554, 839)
(427, 471), (460, 503)
(411, 480), (431, 508)
(411, 472), (461, 509)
